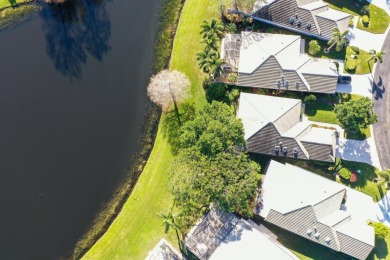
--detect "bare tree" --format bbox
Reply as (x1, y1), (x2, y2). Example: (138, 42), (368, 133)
(147, 70), (190, 124)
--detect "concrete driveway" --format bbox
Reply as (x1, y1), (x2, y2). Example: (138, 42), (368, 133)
(374, 190), (390, 227)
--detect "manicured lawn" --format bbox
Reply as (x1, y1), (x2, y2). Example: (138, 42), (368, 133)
(357, 4), (390, 34)
(82, 0), (218, 259)
(0, 0), (30, 10)
(305, 39), (346, 60)
(345, 46), (376, 75)
(370, 235), (390, 260)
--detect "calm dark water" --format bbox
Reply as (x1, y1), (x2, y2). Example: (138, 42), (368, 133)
(0, 0), (161, 258)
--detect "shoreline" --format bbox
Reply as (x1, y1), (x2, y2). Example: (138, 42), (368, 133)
(72, 0), (186, 258)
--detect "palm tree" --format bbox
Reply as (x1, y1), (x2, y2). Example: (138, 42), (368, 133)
(157, 205), (183, 249)
(368, 49), (386, 63)
(197, 49), (219, 73)
(209, 57), (225, 79)
(326, 28), (350, 52)
(200, 19), (224, 39)
(380, 170), (390, 189)
(201, 34), (219, 51)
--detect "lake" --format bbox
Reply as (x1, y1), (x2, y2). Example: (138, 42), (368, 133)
(0, 0), (161, 258)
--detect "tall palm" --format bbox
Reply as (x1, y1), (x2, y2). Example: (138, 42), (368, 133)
(201, 34), (219, 52)
(200, 19), (224, 39)
(157, 205), (182, 248)
(368, 49), (386, 63)
(326, 28), (350, 52)
(380, 170), (390, 189)
(197, 49), (219, 73)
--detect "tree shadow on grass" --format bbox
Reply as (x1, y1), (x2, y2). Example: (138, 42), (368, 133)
(368, 238), (389, 260)
(8, 0), (16, 7)
(161, 102), (196, 154)
(304, 99), (334, 117)
(341, 160), (378, 189)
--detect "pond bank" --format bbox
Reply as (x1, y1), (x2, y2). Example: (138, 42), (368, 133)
(72, 0), (185, 258)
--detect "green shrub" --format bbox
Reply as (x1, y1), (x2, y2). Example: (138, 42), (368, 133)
(349, 17), (354, 27)
(227, 88), (240, 102)
(368, 221), (389, 240)
(339, 168), (352, 180)
(308, 40), (321, 56)
(346, 58), (357, 71)
(350, 46), (360, 54)
(252, 22), (261, 32)
(225, 23), (236, 34)
(207, 83), (227, 101)
(360, 5), (370, 16)
(362, 15), (369, 26)
(304, 94), (317, 105)
(227, 73), (238, 83)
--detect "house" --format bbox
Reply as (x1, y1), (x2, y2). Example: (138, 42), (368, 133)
(146, 239), (181, 260)
(258, 160), (375, 260)
(253, 0), (350, 40)
(221, 32), (339, 93)
(185, 207), (299, 260)
(237, 92), (336, 162)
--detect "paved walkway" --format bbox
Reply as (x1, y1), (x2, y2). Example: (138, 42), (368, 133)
(348, 16), (389, 51)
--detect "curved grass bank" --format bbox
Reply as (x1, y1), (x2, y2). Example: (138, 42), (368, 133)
(0, 2), (39, 30)
(82, 0), (219, 259)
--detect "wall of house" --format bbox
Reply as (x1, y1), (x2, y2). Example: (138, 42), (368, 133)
(302, 73), (338, 93)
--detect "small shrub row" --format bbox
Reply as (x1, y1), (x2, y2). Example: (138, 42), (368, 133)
(339, 167), (352, 180)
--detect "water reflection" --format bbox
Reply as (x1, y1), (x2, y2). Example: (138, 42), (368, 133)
(40, 0), (111, 79)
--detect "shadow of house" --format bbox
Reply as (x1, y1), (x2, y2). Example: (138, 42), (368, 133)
(40, 0), (111, 79)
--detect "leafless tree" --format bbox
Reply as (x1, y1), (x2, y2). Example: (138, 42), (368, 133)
(147, 70), (190, 124)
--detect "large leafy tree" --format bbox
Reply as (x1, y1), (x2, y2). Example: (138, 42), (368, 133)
(368, 49), (386, 63)
(326, 28), (350, 52)
(334, 97), (377, 133)
(178, 101), (245, 157)
(171, 148), (260, 223)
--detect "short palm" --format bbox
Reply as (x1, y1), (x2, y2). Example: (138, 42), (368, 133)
(197, 49), (218, 73)
(369, 50), (386, 63)
(327, 28), (350, 51)
(200, 19), (224, 39)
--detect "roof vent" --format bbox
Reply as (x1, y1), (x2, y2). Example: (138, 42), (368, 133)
(325, 237), (331, 244)
(285, 80), (289, 88)
(293, 148), (298, 157)
(295, 82), (299, 88)
(306, 229), (313, 236)
(289, 17), (294, 24)
(274, 146), (279, 155)
(282, 147), (288, 155)
(307, 22), (311, 29)
(297, 20), (302, 27)
(277, 80), (281, 88)
(314, 232), (320, 239)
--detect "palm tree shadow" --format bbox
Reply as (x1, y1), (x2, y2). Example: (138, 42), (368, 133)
(40, 0), (112, 80)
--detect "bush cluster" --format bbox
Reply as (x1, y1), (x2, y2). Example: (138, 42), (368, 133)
(362, 15), (370, 26)
(346, 58), (357, 71)
(304, 94), (317, 105)
(339, 168), (352, 180)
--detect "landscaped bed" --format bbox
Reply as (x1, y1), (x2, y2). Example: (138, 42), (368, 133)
(344, 46), (375, 75)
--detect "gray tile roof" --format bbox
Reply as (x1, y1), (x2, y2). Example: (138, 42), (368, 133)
(261, 160), (375, 260)
(254, 0), (350, 40)
(238, 93), (336, 162)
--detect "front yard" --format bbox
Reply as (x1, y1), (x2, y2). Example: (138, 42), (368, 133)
(344, 46), (376, 75)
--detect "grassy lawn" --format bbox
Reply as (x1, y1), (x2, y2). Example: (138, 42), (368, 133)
(345, 46), (376, 75)
(357, 4), (390, 34)
(305, 39), (346, 60)
(0, 0), (30, 10)
(304, 93), (371, 140)
(82, 0), (218, 259)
